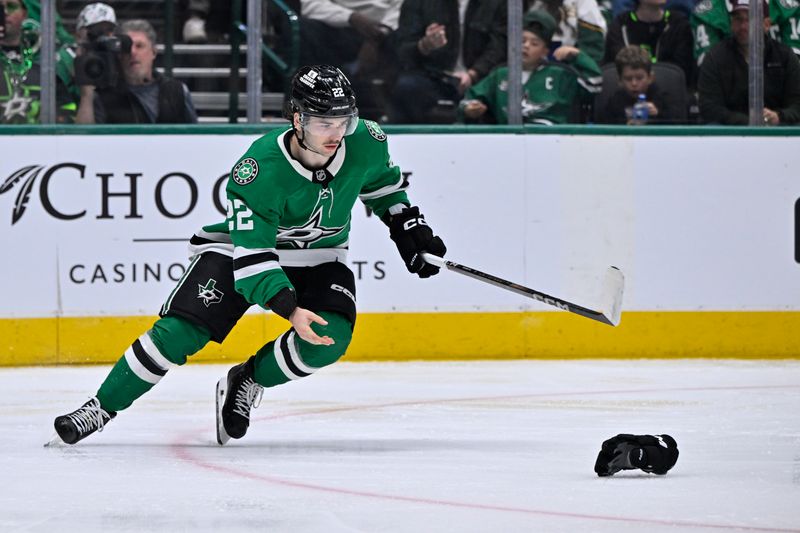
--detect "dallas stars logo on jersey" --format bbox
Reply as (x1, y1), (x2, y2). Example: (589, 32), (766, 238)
(232, 158), (259, 185)
(197, 279), (224, 307)
(276, 206), (346, 248)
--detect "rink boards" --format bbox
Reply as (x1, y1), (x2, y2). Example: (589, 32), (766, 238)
(1, 129), (798, 364)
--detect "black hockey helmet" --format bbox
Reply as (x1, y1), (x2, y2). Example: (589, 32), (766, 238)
(284, 65), (359, 134)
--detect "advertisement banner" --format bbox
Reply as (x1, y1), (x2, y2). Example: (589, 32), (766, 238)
(1, 133), (799, 320)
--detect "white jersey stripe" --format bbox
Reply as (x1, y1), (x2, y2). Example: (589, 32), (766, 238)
(359, 175), (405, 200)
(188, 241), (233, 258)
(233, 246), (279, 258)
(233, 262), (282, 281)
(195, 229), (232, 243)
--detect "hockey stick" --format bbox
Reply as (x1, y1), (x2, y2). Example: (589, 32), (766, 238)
(421, 253), (624, 327)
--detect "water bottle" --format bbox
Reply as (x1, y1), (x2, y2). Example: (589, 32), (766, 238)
(631, 93), (649, 125)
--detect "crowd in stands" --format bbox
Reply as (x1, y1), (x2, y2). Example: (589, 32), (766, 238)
(1, 0), (799, 125)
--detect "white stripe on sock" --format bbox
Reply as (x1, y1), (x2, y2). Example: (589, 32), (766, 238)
(123, 346), (163, 385)
(287, 331), (318, 375)
(139, 332), (174, 371)
(273, 333), (303, 380)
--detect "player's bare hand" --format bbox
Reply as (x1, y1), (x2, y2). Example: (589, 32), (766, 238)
(289, 308), (335, 345)
(462, 99), (488, 119)
(646, 102), (659, 117)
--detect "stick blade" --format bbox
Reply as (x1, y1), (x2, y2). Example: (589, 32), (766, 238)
(600, 266), (625, 326)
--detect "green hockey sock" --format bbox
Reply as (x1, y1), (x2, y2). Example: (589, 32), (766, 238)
(96, 316), (211, 412)
(96, 356), (154, 412)
(254, 311), (353, 387)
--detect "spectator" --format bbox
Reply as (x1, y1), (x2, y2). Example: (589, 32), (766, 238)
(391, 0), (508, 124)
(596, 45), (680, 123)
(698, 0), (800, 124)
(56, 3), (117, 107)
(180, 0), (234, 44)
(298, 0), (401, 71)
(603, 0), (696, 87)
(14, 0), (74, 47)
(693, 0), (800, 67)
(182, 0), (209, 43)
(612, 0), (698, 17)
(690, 0), (729, 66)
(460, 9), (601, 124)
(76, 19), (198, 124)
(527, 0), (608, 64)
(296, 0), (403, 121)
(0, 0), (74, 123)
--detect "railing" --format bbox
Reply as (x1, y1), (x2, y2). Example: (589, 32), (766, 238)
(229, 0), (300, 122)
(22, 0), (772, 126)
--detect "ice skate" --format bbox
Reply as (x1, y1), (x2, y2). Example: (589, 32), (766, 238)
(216, 357), (263, 445)
(52, 397), (116, 445)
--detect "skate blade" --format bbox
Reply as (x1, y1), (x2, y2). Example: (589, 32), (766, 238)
(216, 377), (231, 446)
(43, 432), (67, 448)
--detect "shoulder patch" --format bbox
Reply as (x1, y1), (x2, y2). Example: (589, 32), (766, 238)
(693, 0), (713, 15)
(778, 0), (798, 9)
(232, 157), (259, 185)
(364, 120), (387, 142)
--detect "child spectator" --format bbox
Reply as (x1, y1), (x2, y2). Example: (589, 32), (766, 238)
(604, 0), (696, 87)
(460, 9), (601, 125)
(597, 45), (680, 123)
(527, 0), (608, 64)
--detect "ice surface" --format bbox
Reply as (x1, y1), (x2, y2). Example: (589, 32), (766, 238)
(2, 360), (799, 532)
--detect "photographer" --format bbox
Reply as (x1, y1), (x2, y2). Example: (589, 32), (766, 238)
(76, 18), (197, 124)
(57, 2), (117, 104)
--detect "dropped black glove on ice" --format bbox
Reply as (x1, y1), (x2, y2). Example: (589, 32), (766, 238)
(594, 434), (679, 477)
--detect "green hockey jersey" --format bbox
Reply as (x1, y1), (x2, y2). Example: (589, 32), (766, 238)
(462, 52), (602, 125)
(192, 119), (409, 310)
(770, 0), (800, 55)
(691, 0), (731, 64)
(693, 0), (800, 63)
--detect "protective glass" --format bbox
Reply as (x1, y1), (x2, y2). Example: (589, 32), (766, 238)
(301, 113), (358, 137)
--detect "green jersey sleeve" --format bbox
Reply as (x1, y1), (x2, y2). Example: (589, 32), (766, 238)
(353, 121), (410, 218)
(225, 143), (296, 309)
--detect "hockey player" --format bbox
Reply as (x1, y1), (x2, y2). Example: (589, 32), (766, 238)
(52, 65), (447, 446)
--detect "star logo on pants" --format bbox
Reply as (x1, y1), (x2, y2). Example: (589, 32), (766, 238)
(197, 278), (224, 307)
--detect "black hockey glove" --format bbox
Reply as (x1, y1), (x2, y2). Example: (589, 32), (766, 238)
(388, 206), (447, 278)
(594, 434), (678, 477)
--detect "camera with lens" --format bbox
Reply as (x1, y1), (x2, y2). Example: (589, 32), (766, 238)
(74, 28), (132, 89)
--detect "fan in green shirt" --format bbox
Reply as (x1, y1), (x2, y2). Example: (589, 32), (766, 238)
(461, 9), (602, 125)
